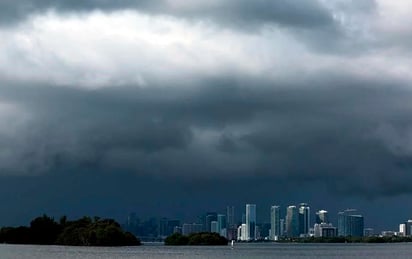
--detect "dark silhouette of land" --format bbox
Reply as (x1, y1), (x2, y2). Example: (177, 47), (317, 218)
(0, 215), (141, 246)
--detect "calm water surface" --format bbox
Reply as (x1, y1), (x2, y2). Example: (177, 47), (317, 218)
(1, 243), (411, 259)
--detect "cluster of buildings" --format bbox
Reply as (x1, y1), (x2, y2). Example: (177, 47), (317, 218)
(397, 219), (412, 237)
(132, 203), (412, 242)
(236, 204), (364, 241)
(152, 203), (366, 241)
(126, 204), (412, 241)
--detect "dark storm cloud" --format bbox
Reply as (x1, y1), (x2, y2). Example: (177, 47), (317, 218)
(2, 74), (412, 199)
(0, 0), (335, 30)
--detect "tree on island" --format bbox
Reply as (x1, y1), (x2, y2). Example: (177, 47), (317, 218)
(0, 215), (141, 246)
(165, 232), (228, 246)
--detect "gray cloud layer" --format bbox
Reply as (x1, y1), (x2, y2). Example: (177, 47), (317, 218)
(1, 0), (412, 227)
(2, 73), (412, 198)
(0, 0), (334, 29)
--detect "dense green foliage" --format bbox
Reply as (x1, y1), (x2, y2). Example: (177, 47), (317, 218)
(164, 233), (189, 245)
(165, 232), (228, 246)
(0, 215), (141, 246)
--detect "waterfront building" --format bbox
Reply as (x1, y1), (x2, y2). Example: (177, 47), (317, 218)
(241, 223), (248, 241)
(211, 221), (219, 233)
(314, 223), (337, 237)
(399, 223), (406, 236)
(217, 214), (227, 236)
(226, 206), (237, 240)
(270, 205), (281, 240)
(405, 220), (412, 236)
(246, 204), (257, 240)
(280, 219), (285, 237)
(227, 206), (235, 228)
(299, 203), (310, 237)
(315, 210), (329, 224)
(205, 212), (217, 232)
(286, 205), (299, 237)
(158, 218), (169, 238)
(337, 209), (364, 237)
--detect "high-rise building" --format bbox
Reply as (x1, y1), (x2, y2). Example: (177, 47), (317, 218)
(241, 224), (247, 241)
(337, 209), (364, 237)
(299, 203), (310, 236)
(237, 225), (242, 241)
(405, 220), (412, 236)
(217, 214), (227, 236)
(246, 204), (257, 241)
(158, 218), (169, 238)
(286, 205), (299, 237)
(315, 210), (329, 224)
(226, 206), (237, 240)
(399, 223), (406, 236)
(211, 221), (219, 233)
(270, 205), (281, 240)
(227, 206), (235, 228)
(205, 212), (217, 232)
(280, 219), (285, 237)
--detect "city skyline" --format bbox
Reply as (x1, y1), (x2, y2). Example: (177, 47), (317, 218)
(1, 0), (412, 234)
(123, 202), (412, 241)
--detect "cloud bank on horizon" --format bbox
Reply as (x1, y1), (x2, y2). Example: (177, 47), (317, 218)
(1, 0), (412, 198)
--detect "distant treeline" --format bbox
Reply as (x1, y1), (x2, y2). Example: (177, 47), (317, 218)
(165, 232), (228, 246)
(0, 215), (141, 246)
(282, 236), (412, 243)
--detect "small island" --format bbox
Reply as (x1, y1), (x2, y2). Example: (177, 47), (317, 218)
(165, 232), (228, 246)
(0, 215), (141, 246)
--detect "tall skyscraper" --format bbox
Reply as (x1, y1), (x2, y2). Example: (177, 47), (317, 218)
(226, 206), (237, 240)
(211, 221), (219, 233)
(217, 214), (227, 236)
(280, 219), (285, 237)
(205, 212), (217, 232)
(286, 205), (299, 237)
(246, 204), (256, 241)
(337, 209), (364, 237)
(227, 206), (235, 228)
(270, 205), (281, 240)
(315, 210), (329, 224)
(299, 203), (310, 236)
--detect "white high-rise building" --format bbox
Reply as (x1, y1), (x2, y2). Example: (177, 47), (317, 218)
(400, 223), (406, 236)
(315, 210), (329, 224)
(270, 205), (281, 240)
(237, 223), (249, 241)
(246, 204), (256, 241)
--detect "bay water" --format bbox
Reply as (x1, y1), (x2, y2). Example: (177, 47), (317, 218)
(1, 243), (410, 258)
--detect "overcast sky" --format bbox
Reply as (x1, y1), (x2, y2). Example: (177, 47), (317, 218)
(1, 0), (412, 230)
